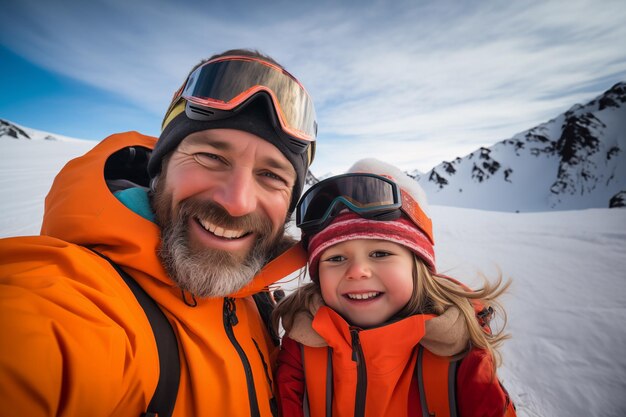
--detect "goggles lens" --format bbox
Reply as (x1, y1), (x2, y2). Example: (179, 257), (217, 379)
(164, 56), (317, 147)
(297, 173), (400, 231)
(296, 173), (434, 243)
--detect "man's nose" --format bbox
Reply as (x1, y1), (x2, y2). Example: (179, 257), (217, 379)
(212, 169), (258, 217)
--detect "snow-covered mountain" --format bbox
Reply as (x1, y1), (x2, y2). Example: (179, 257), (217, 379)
(0, 118), (87, 142)
(415, 82), (626, 212)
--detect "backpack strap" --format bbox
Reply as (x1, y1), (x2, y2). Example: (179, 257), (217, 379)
(91, 249), (180, 417)
(301, 345), (333, 417)
(416, 344), (461, 417)
(252, 291), (280, 346)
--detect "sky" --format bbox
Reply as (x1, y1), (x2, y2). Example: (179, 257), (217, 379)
(1, 0), (626, 175)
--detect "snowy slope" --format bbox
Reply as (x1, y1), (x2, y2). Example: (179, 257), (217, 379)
(417, 83), (626, 212)
(0, 119), (96, 235)
(1, 120), (626, 416)
(429, 206), (626, 417)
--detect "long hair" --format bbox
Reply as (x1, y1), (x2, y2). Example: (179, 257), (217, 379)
(273, 255), (511, 368)
(399, 259), (511, 368)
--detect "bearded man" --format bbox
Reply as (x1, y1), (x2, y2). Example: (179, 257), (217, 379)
(0, 49), (316, 417)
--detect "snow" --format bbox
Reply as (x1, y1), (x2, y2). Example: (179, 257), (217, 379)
(1, 130), (626, 416)
(0, 136), (95, 236)
(431, 206), (626, 417)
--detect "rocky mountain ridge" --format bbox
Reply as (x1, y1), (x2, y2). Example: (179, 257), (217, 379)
(413, 82), (626, 211)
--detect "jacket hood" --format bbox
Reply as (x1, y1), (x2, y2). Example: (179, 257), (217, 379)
(40, 131), (305, 297)
(41, 132), (166, 279)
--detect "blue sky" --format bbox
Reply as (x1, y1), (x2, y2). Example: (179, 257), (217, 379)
(1, 0), (625, 175)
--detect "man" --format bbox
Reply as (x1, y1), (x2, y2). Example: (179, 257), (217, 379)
(0, 49), (316, 416)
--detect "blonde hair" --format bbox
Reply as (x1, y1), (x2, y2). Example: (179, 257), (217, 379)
(273, 256), (511, 368)
(403, 259), (510, 368)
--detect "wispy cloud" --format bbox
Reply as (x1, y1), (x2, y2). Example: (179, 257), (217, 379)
(1, 0), (625, 174)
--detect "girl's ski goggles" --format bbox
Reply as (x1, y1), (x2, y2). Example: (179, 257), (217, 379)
(162, 55), (317, 156)
(296, 173), (434, 243)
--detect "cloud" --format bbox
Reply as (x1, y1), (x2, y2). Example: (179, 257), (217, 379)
(1, 0), (625, 173)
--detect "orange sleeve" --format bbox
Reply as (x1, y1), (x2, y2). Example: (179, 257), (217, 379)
(0, 237), (157, 417)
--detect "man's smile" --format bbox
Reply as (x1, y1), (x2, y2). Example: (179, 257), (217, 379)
(196, 216), (251, 240)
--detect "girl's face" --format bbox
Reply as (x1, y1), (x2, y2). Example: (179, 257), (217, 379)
(318, 239), (414, 328)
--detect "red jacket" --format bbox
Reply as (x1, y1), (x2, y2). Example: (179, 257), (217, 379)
(276, 306), (514, 417)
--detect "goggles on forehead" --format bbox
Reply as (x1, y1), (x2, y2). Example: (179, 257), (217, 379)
(162, 55), (317, 156)
(296, 173), (434, 243)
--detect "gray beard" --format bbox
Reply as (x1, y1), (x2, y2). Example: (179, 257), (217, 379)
(152, 189), (284, 298)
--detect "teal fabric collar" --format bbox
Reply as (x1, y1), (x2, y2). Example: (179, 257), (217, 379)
(114, 187), (155, 222)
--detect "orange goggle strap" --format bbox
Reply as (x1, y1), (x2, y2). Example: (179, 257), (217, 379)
(401, 189), (434, 245)
(377, 173), (433, 245)
(373, 173), (434, 244)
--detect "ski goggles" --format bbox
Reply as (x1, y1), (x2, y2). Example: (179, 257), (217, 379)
(296, 173), (434, 243)
(162, 55), (317, 156)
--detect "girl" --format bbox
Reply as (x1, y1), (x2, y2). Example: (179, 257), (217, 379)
(273, 159), (516, 417)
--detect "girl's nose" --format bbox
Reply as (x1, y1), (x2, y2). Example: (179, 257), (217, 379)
(345, 260), (371, 280)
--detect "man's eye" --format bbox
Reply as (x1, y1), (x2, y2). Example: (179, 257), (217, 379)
(193, 153), (222, 167)
(261, 171), (288, 185)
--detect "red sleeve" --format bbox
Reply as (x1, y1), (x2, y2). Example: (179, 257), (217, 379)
(456, 348), (516, 417)
(275, 336), (305, 417)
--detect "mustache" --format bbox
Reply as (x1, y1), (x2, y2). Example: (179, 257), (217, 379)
(178, 198), (273, 236)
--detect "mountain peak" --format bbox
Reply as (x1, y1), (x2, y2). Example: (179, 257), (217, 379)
(417, 82), (626, 212)
(0, 119), (32, 140)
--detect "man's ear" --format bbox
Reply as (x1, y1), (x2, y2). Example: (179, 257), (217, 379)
(151, 153), (174, 193)
(149, 175), (160, 193)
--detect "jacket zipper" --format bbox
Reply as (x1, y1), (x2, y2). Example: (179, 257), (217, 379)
(252, 339), (278, 417)
(223, 297), (261, 417)
(351, 328), (367, 417)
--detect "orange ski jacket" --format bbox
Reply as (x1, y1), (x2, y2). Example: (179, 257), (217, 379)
(0, 132), (306, 417)
(276, 306), (515, 417)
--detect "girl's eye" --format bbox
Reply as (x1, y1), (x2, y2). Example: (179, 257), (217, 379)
(371, 251), (391, 258)
(323, 255), (346, 263)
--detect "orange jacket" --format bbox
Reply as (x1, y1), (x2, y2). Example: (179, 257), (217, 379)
(0, 132), (306, 417)
(276, 306), (515, 417)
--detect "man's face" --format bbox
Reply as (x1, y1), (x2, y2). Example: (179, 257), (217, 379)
(152, 128), (296, 298)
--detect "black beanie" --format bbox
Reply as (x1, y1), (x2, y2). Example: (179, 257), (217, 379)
(148, 97), (310, 213)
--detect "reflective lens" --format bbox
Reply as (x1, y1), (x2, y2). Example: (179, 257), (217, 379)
(297, 173), (401, 233)
(165, 56), (317, 145)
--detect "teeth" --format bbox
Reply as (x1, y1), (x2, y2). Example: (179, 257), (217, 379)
(198, 218), (246, 239)
(346, 292), (380, 300)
